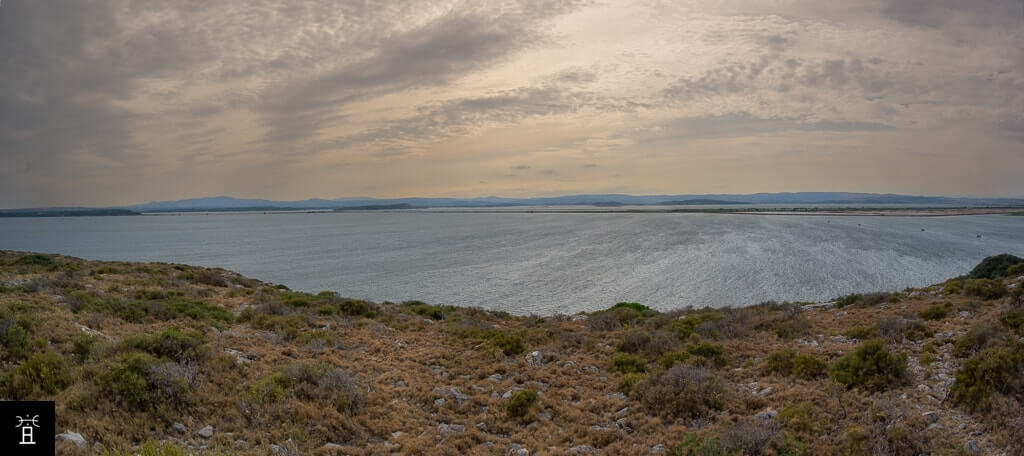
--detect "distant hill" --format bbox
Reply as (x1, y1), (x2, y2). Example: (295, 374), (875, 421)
(0, 208), (140, 217)
(122, 192), (1024, 212)
(660, 199), (749, 205)
(4, 192), (1023, 215)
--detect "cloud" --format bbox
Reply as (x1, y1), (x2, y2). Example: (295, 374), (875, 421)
(0, 0), (1021, 206)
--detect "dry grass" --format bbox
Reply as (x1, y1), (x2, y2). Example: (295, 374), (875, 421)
(1, 250), (1022, 455)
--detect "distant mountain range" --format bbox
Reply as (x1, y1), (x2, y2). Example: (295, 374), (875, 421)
(2, 193), (1023, 216)
(122, 193), (1024, 211)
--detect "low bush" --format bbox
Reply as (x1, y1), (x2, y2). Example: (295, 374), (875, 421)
(617, 330), (678, 359)
(949, 343), (1024, 411)
(778, 401), (820, 434)
(791, 354), (828, 380)
(666, 313), (719, 340)
(962, 278), (1007, 300)
(773, 317), (810, 340)
(835, 292), (892, 308)
(1000, 309), (1024, 336)
(70, 293), (232, 325)
(507, 389), (538, 418)
(2, 351), (72, 399)
(178, 269), (228, 287)
(918, 304), (948, 321)
(99, 352), (162, 410)
(585, 312), (622, 331)
(877, 316), (931, 343)
(695, 308), (750, 339)
(612, 352), (647, 374)
(248, 363), (363, 414)
(119, 328), (206, 363)
(0, 312), (33, 361)
(13, 253), (56, 269)
(618, 372), (646, 395)
(72, 333), (97, 363)
(633, 366), (725, 419)
(657, 351), (691, 370)
(609, 302), (652, 313)
(686, 342), (726, 367)
(954, 324), (1005, 357)
(829, 339), (909, 392)
(844, 326), (877, 340)
(492, 333), (525, 355)
(673, 420), (801, 456)
(763, 350), (827, 380)
(402, 301), (450, 320)
(247, 314), (306, 341)
(968, 254), (1024, 279)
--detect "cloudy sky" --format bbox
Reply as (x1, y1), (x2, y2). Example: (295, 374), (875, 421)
(1, 0), (1022, 207)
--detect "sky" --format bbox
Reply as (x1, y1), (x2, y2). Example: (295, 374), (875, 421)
(1, 0), (1023, 208)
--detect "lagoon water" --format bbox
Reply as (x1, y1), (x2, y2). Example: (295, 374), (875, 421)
(1, 211), (1023, 315)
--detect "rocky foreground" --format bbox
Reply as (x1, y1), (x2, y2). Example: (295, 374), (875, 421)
(1, 251), (1023, 455)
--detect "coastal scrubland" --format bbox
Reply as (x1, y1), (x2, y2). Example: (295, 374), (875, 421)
(1, 251), (1023, 455)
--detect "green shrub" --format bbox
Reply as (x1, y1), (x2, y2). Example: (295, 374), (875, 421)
(763, 350), (796, 376)
(0, 312), (33, 361)
(249, 363), (363, 414)
(609, 302), (651, 313)
(72, 333), (97, 362)
(248, 314), (306, 341)
(100, 352), (161, 410)
(402, 301), (449, 320)
(791, 354), (828, 380)
(918, 304), (947, 321)
(617, 330), (678, 359)
(829, 339), (909, 392)
(968, 254), (1024, 279)
(2, 351), (72, 399)
(686, 342), (726, 367)
(71, 293), (232, 325)
(618, 373), (646, 395)
(492, 333), (525, 355)
(247, 373), (289, 404)
(666, 312), (721, 340)
(612, 353), (647, 374)
(1000, 309), (1024, 335)
(877, 316), (931, 343)
(954, 324), (1005, 357)
(949, 343), (1024, 411)
(773, 318), (809, 340)
(1008, 263), (1024, 277)
(779, 401), (819, 434)
(942, 278), (964, 296)
(120, 328), (206, 363)
(962, 279), (1007, 300)
(634, 366), (725, 419)
(844, 326), (877, 340)
(178, 269), (228, 287)
(506, 389), (538, 418)
(1010, 287), (1024, 308)
(657, 351), (691, 370)
(835, 292), (891, 308)
(13, 253), (55, 268)
(835, 294), (862, 308)
(763, 350), (826, 380)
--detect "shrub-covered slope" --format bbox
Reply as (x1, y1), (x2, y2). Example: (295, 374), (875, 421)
(1, 251), (1023, 455)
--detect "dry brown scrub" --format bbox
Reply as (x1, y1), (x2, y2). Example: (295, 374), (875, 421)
(0, 251), (1022, 455)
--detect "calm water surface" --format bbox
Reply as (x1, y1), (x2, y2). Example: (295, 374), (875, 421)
(2, 212), (1022, 315)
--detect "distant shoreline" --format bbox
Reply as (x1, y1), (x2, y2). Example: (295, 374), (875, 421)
(2, 206), (1023, 218)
